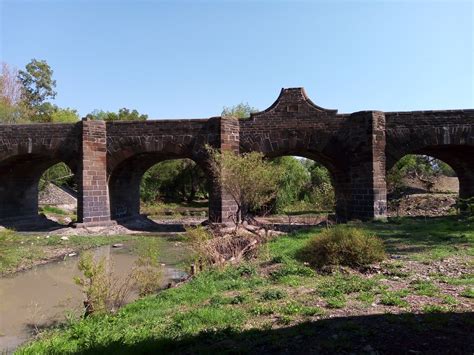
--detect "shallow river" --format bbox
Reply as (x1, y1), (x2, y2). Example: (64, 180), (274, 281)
(0, 237), (188, 353)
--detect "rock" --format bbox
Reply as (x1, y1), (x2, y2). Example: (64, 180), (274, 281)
(60, 236), (69, 241)
(68, 252), (77, 257)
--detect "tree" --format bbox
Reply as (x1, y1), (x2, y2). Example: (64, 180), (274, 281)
(140, 159), (207, 203)
(0, 63), (22, 106)
(271, 156), (310, 213)
(18, 59), (57, 108)
(0, 63), (27, 123)
(221, 102), (258, 119)
(208, 148), (282, 223)
(86, 108), (148, 121)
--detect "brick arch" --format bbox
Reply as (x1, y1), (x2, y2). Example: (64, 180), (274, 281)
(0, 154), (79, 221)
(0, 124), (81, 223)
(108, 152), (210, 219)
(385, 111), (474, 170)
(387, 144), (474, 203)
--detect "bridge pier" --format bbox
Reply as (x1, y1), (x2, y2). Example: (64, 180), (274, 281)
(76, 119), (114, 227)
(345, 111), (387, 220)
(208, 117), (240, 223)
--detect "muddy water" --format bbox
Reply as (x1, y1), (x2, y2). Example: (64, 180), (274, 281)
(0, 238), (188, 353)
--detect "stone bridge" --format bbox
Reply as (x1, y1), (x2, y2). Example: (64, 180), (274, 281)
(0, 88), (473, 227)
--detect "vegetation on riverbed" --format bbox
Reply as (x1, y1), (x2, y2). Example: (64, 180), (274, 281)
(17, 216), (474, 354)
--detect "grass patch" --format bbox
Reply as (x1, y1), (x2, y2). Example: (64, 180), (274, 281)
(410, 280), (439, 297)
(39, 205), (69, 215)
(460, 287), (474, 298)
(380, 290), (410, 307)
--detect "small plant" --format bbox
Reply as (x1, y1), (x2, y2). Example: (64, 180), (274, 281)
(422, 304), (449, 313)
(380, 290), (409, 307)
(231, 294), (248, 304)
(251, 304), (275, 316)
(441, 295), (458, 305)
(185, 225), (215, 272)
(132, 239), (163, 297)
(260, 289), (286, 301)
(281, 302), (325, 316)
(325, 295), (346, 309)
(460, 287), (474, 298)
(297, 226), (386, 269)
(74, 252), (133, 315)
(40, 205), (68, 215)
(410, 280), (439, 297)
(357, 291), (376, 305)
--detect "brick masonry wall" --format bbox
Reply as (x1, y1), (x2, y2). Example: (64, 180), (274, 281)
(208, 117), (240, 223)
(77, 119), (111, 224)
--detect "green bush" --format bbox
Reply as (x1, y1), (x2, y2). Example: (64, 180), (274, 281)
(297, 226), (386, 269)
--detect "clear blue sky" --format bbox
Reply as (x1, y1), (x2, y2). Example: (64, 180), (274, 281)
(1, 0), (473, 119)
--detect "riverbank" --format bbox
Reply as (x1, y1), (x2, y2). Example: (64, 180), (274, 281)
(0, 230), (142, 276)
(16, 216), (474, 354)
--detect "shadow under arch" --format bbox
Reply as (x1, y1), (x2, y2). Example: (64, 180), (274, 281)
(0, 153), (78, 231)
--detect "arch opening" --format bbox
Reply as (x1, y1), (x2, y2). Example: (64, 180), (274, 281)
(387, 154), (459, 217)
(0, 155), (77, 229)
(108, 154), (209, 229)
(38, 163), (78, 225)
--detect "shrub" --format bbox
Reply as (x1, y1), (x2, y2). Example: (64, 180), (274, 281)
(74, 252), (134, 315)
(297, 226), (386, 269)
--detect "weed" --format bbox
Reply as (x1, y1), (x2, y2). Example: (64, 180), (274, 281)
(441, 295), (458, 305)
(251, 304), (275, 316)
(132, 238), (163, 297)
(74, 252), (134, 315)
(260, 289), (286, 301)
(40, 205), (68, 215)
(422, 304), (449, 313)
(410, 280), (439, 297)
(277, 315), (292, 325)
(231, 294), (248, 304)
(325, 295), (346, 309)
(357, 291), (376, 305)
(460, 287), (474, 298)
(317, 274), (379, 298)
(380, 290), (409, 307)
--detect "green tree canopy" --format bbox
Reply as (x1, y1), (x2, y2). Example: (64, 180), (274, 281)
(18, 59), (57, 108)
